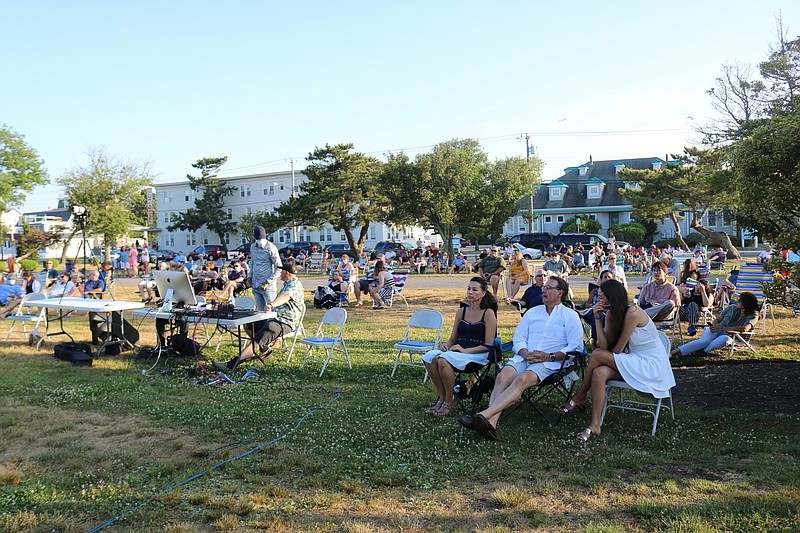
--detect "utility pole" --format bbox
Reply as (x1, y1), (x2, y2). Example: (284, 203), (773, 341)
(522, 133), (535, 232)
(290, 159), (298, 242)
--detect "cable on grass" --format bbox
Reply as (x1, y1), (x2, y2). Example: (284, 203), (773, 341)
(86, 387), (342, 533)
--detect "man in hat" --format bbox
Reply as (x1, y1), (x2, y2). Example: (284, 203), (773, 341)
(250, 225), (282, 311)
(212, 262), (305, 372)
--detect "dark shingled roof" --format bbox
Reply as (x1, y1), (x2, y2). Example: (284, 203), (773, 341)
(520, 156), (665, 212)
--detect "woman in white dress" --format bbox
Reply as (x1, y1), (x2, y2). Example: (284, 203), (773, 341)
(422, 277), (498, 417)
(555, 279), (675, 441)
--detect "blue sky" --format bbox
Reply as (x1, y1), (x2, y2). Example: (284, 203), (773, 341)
(3, 1), (799, 213)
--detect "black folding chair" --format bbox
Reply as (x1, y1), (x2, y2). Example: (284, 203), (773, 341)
(502, 349), (588, 425)
(452, 337), (510, 417)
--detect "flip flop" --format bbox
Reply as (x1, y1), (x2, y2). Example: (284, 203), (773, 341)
(554, 398), (586, 415)
(425, 401), (443, 415)
(473, 413), (498, 441)
(576, 427), (599, 442)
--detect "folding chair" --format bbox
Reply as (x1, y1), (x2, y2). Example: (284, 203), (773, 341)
(384, 272), (409, 307)
(653, 311), (682, 344)
(502, 348), (588, 425)
(733, 263), (775, 330)
(600, 330), (674, 436)
(391, 309), (444, 383)
(281, 308), (306, 362)
(453, 337), (509, 417)
(299, 307), (350, 377)
(5, 293), (47, 342)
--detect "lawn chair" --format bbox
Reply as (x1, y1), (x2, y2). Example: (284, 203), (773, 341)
(600, 330), (674, 436)
(299, 307), (350, 377)
(391, 309), (443, 383)
(384, 272), (409, 307)
(281, 307), (306, 363)
(5, 293), (47, 342)
(732, 263), (775, 330)
(453, 337), (509, 417)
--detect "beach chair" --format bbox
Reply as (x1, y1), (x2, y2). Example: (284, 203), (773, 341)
(600, 331), (674, 436)
(385, 272), (409, 307)
(391, 309), (443, 383)
(453, 337), (509, 417)
(732, 263), (775, 330)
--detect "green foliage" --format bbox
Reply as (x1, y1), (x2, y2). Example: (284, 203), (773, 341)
(167, 157), (237, 244)
(761, 256), (800, 308)
(19, 259), (38, 272)
(733, 110), (800, 248)
(15, 222), (62, 260)
(276, 144), (387, 257)
(383, 139), (538, 258)
(561, 216), (602, 233)
(58, 148), (154, 258)
(0, 124), (49, 209)
(238, 212), (283, 245)
(684, 232), (704, 247)
(608, 222), (647, 246)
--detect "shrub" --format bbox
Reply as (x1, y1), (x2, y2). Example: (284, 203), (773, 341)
(560, 217), (602, 233)
(684, 232), (704, 247)
(609, 222), (647, 246)
(0, 262), (6, 272)
(19, 259), (38, 272)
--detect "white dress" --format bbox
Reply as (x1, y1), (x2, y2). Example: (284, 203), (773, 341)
(613, 320), (675, 398)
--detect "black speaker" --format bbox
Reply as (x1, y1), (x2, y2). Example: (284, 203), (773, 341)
(89, 311), (140, 348)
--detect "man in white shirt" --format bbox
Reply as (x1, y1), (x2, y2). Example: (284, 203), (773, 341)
(600, 253), (627, 289)
(458, 276), (585, 440)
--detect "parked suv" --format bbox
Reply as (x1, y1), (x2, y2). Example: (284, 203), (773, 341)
(552, 233), (608, 250)
(187, 244), (228, 261)
(509, 232), (554, 251)
(278, 241), (322, 256)
(370, 240), (415, 259)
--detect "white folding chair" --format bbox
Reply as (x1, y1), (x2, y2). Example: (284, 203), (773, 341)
(391, 309), (443, 383)
(299, 307), (350, 377)
(282, 308), (306, 363)
(5, 293), (47, 342)
(600, 331), (675, 436)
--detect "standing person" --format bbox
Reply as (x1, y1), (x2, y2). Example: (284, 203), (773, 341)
(422, 277), (498, 417)
(557, 279), (675, 442)
(118, 246), (130, 277)
(128, 246), (139, 278)
(250, 226), (282, 310)
(139, 246), (150, 275)
(606, 231), (616, 252)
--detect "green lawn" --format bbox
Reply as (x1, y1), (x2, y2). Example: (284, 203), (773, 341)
(1, 284), (798, 532)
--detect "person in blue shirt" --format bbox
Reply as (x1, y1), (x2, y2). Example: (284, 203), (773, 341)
(79, 270), (105, 298)
(118, 247), (131, 277)
(508, 268), (546, 312)
(173, 251), (187, 267)
(0, 275), (24, 306)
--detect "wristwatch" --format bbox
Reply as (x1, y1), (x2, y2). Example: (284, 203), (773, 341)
(549, 353), (555, 362)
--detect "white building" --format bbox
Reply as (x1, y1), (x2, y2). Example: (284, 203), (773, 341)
(18, 199), (103, 261)
(154, 170), (440, 251)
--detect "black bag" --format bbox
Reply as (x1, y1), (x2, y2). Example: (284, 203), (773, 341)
(54, 342), (93, 367)
(170, 334), (201, 358)
(314, 286), (338, 309)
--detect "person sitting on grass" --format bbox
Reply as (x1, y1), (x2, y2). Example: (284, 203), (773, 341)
(421, 276), (498, 418)
(212, 262), (305, 372)
(450, 253), (467, 274)
(458, 276), (584, 441)
(670, 292), (759, 357)
(556, 279), (675, 442)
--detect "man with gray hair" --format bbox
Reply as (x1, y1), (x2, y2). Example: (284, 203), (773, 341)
(250, 225), (282, 310)
(659, 252), (681, 278)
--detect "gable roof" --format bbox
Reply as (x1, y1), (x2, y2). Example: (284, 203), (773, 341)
(529, 156), (664, 213)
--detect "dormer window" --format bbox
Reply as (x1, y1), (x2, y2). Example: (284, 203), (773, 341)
(551, 188), (562, 199)
(652, 159), (663, 171)
(578, 164), (589, 177)
(614, 162), (625, 174)
(586, 177), (605, 199)
(548, 179), (568, 201)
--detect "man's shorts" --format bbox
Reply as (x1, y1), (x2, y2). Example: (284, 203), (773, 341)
(505, 358), (560, 383)
(253, 319), (293, 351)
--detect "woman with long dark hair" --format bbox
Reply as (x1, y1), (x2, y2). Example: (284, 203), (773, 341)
(671, 292), (760, 357)
(555, 279), (675, 442)
(368, 259), (395, 309)
(422, 276), (498, 417)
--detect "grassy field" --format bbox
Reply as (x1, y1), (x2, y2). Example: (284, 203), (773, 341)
(0, 279), (799, 532)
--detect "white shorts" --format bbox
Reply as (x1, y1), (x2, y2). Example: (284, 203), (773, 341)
(505, 359), (559, 382)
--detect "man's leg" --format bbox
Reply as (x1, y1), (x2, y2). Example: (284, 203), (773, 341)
(489, 274), (500, 296)
(645, 301), (675, 321)
(479, 365), (541, 428)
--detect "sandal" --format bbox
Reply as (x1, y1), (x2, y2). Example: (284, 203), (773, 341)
(425, 401), (443, 414)
(576, 427), (599, 442)
(434, 402), (452, 417)
(555, 398), (586, 415)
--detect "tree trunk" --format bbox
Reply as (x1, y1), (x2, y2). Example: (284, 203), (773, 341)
(668, 212), (690, 251)
(690, 223), (742, 259)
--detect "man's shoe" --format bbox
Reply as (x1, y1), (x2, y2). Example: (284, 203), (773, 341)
(457, 415), (475, 430)
(473, 414), (498, 441)
(687, 325), (697, 336)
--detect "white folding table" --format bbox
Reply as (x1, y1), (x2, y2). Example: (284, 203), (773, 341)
(32, 297), (145, 355)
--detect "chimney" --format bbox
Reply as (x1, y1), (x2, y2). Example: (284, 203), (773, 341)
(589, 155), (593, 164)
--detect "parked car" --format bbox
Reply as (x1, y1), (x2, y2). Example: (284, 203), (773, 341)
(91, 246), (120, 261)
(509, 232), (555, 251)
(150, 248), (177, 263)
(278, 241), (322, 257)
(504, 242), (543, 260)
(370, 240), (415, 260)
(324, 243), (373, 258)
(187, 244), (228, 261)
(231, 243), (251, 257)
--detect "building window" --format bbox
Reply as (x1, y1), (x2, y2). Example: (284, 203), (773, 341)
(264, 185), (274, 196)
(370, 225), (376, 240)
(186, 233), (196, 246)
(246, 207), (252, 215)
(240, 185), (251, 198)
(707, 210), (716, 226)
(184, 189), (194, 202)
(164, 212), (169, 223)
(164, 191), (173, 204)
(169, 212), (178, 222)
(550, 188), (562, 200)
(723, 208), (733, 226)
(544, 215), (552, 223)
(224, 232), (230, 245)
(227, 208), (232, 220)
(340, 232), (346, 241)
(556, 215), (565, 223)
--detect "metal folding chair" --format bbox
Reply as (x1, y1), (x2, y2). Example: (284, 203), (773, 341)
(391, 309), (443, 382)
(299, 307), (349, 377)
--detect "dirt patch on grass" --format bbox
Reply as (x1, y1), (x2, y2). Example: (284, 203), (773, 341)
(0, 400), (218, 478)
(672, 360), (800, 415)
